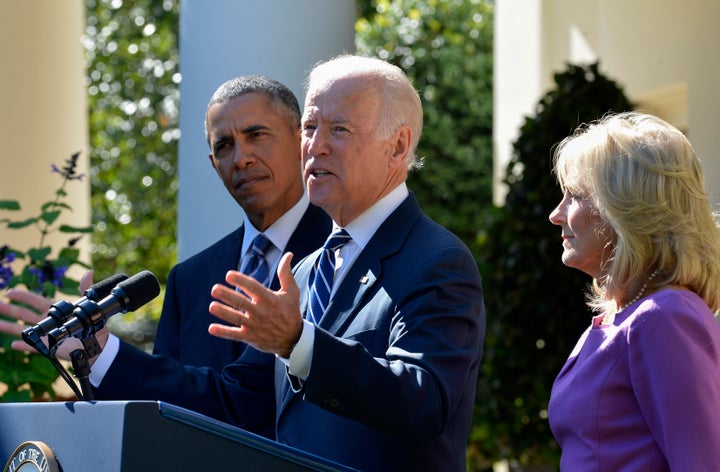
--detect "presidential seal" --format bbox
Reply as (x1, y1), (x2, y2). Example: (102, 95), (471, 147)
(3, 441), (59, 472)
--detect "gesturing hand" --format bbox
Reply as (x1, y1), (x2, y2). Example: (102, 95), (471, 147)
(209, 252), (304, 358)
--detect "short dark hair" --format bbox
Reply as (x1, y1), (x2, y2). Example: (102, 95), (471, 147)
(205, 75), (301, 141)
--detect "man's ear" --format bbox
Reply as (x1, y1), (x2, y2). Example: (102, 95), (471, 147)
(389, 126), (412, 168)
(209, 153), (222, 179)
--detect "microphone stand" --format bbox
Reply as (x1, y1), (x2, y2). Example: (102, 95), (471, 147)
(26, 326), (100, 401)
(69, 348), (94, 401)
(72, 335), (104, 401)
(23, 330), (84, 400)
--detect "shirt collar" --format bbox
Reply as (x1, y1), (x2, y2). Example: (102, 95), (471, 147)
(340, 182), (408, 251)
(241, 194), (310, 255)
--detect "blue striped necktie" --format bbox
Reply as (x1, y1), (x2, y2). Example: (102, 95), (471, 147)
(308, 229), (352, 324)
(243, 234), (273, 287)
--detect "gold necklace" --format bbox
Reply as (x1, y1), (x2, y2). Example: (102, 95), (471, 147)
(602, 269), (660, 325)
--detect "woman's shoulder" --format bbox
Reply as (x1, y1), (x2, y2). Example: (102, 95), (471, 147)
(644, 286), (706, 310)
(630, 286), (718, 330)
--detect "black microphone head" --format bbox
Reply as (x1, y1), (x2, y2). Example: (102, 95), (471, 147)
(113, 270), (161, 312)
(84, 273), (129, 300)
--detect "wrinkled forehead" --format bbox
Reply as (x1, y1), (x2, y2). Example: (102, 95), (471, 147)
(306, 72), (380, 102)
(303, 76), (382, 125)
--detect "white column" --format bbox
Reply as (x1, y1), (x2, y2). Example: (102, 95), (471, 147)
(177, 0), (356, 260)
(492, 0), (543, 206)
(0, 0), (90, 281)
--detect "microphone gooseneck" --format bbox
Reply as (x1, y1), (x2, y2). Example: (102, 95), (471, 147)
(47, 270), (160, 349)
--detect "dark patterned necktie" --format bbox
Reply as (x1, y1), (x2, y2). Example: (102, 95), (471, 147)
(307, 229), (352, 324)
(243, 233), (273, 287)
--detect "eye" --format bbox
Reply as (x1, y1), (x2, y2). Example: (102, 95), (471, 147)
(212, 138), (232, 157)
(566, 190), (588, 201)
(248, 130), (267, 140)
(302, 123), (316, 136)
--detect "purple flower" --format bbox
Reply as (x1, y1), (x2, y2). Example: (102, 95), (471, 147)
(52, 265), (68, 287)
(0, 248), (16, 289)
(28, 261), (68, 292)
(51, 163), (85, 181)
(28, 266), (44, 289)
(50, 152), (84, 181)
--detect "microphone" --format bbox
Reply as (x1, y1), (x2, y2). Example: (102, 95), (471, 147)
(22, 273), (129, 344)
(47, 270), (160, 349)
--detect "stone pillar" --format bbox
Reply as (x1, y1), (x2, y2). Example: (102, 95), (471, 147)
(177, 0), (356, 260)
(0, 0), (90, 284)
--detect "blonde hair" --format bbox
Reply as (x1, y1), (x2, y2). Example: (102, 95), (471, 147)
(304, 54), (424, 169)
(553, 112), (720, 313)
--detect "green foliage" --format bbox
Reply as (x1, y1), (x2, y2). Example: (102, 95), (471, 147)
(0, 152), (93, 401)
(356, 0), (494, 252)
(85, 0), (180, 291)
(0, 342), (61, 403)
(472, 63), (634, 469)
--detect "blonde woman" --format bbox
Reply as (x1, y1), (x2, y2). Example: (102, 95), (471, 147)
(548, 112), (720, 470)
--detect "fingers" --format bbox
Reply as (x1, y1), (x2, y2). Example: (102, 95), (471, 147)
(208, 272), (269, 344)
(208, 264), (303, 355)
(0, 294), (48, 325)
(51, 336), (87, 362)
(208, 283), (248, 342)
(225, 270), (267, 301)
(0, 318), (27, 337)
(4, 289), (53, 315)
(11, 339), (38, 353)
(208, 322), (244, 342)
(208, 280), (252, 329)
(277, 252), (299, 297)
(79, 269), (94, 293)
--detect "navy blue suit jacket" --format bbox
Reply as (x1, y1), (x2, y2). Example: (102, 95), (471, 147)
(96, 194), (486, 471)
(153, 203), (331, 370)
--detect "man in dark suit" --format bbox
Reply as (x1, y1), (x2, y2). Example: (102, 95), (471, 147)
(153, 75), (332, 369)
(87, 55), (485, 471)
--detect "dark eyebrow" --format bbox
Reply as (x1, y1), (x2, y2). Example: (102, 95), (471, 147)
(211, 135), (229, 148)
(242, 124), (270, 134)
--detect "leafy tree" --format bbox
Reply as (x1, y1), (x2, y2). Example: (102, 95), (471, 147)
(85, 0), (180, 291)
(83, 0), (180, 345)
(356, 0), (494, 253)
(471, 63), (634, 469)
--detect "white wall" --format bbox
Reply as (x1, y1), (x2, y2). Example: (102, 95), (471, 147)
(494, 0), (720, 204)
(177, 0), (356, 260)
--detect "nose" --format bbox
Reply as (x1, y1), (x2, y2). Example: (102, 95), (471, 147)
(304, 127), (329, 158)
(549, 195), (568, 225)
(232, 143), (255, 169)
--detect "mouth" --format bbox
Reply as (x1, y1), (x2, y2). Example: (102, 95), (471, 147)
(307, 168), (333, 179)
(234, 174), (267, 190)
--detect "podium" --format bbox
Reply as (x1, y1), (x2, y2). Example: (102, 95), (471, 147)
(0, 401), (357, 471)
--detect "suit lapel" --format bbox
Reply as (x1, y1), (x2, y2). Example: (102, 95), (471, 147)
(210, 225), (244, 271)
(193, 224), (245, 361)
(318, 194), (421, 334)
(278, 195), (423, 411)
